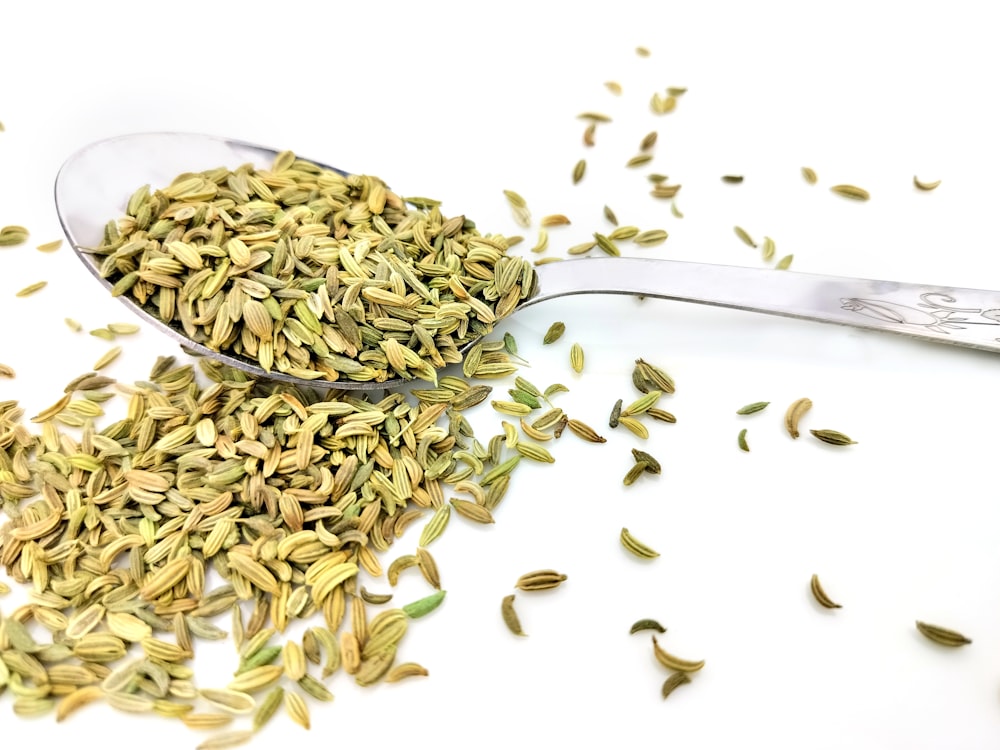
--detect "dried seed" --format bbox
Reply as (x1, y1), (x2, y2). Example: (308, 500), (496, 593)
(515, 570), (568, 591)
(570, 343), (584, 373)
(626, 154), (653, 168)
(620, 528), (659, 559)
(630, 448), (661, 474)
(200, 688), (256, 714)
(722, 175), (744, 184)
(603, 205), (619, 225)
(252, 686), (284, 731)
(758, 235), (775, 262)
(491, 400), (532, 417)
(0, 225), (29, 246)
(583, 123), (596, 147)
(36, 239), (63, 253)
(284, 690), (311, 729)
(784, 397), (812, 439)
(801, 167), (818, 184)
(540, 214), (571, 227)
(913, 176), (941, 191)
(543, 322), (565, 345)
(64, 317), (82, 332)
(604, 81), (623, 95)
(402, 590), (447, 619)
(636, 46), (650, 56)
(93, 345), (122, 370)
(385, 662), (429, 682)
(736, 401), (769, 415)
(639, 131), (658, 152)
(182, 714), (236, 730)
(915, 621), (972, 647)
(633, 358), (675, 394)
(810, 429), (857, 446)
(623, 462), (648, 486)
(530, 230), (549, 253)
(617, 416), (648, 439)
(567, 241), (596, 256)
(416, 547), (441, 590)
(737, 428), (749, 452)
(107, 322), (140, 335)
(573, 159), (586, 184)
(15, 280), (47, 297)
(608, 226), (639, 241)
(661, 671), (692, 700)
(733, 226), (756, 248)
(646, 408), (676, 423)
(450, 498), (495, 524)
(670, 201), (684, 219)
(830, 184), (870, 201)
(775, 254), (793, 270)
(565, 419), (606, 443)
(501, 594), (526, 636)
(652, 635), (705, 672)
(633, 229), (668, 247)
(503, 189), (527, 208)
(630, 618), (666, 635)
(809, 574), (842, 609)
(622, 390), (661, 417)
(609, 398), (623, 428)
(594, 232), (620, 257)
(0, 363), (14, 378)
(297, 674), (333, 702)
(577, 112), (612, 122)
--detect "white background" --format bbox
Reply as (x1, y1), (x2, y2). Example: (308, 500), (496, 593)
(3, 1), (1000, 748)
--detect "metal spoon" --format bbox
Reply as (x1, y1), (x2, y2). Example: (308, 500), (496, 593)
(54, 132), (1000, 391)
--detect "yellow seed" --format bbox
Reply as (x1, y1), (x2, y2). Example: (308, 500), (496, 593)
(93, 345), (123, 370)
(540, 214), (571, 227)
(570, 343), (584, 373)
(784, 397), (812, 439)
(385, 662), (430, 682)
(620, 527), (659, 559)
(652, 635), (705, 672)
(36, 239), (63, 253)
(830, 184), (870, 201)
(573, 159), (586, 184)
(810, 574), (842, 609)
(913, 176), (941, 191)
(515, 569), (568, 591)
(15, 280), (47, 297)
(801, 167), (818, 184)
(284, 690), (311, 729)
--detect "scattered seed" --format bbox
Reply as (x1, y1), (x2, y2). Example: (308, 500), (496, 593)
(385, 663), (430, 683)
(652, 636), (705, 672)
(722, 175), (744, 184)
(636, 46), (651, 57)
(640, 131), (658, 152)
(810, 574), (842, 609)
(630, 618), (667, 635)
(915, 621), (972, 647)
(737, 428), (749, 452)
(530, 230), (549, 253)
(605, 81), (623, 95)
(661, 671), (692, 700)
(402, 590), (447, 619)
(626, 154), (654, 168)
(583, 123), (596, 147)
(578, 112), (612, 122)
(736, 401), (769, 415)
(64, 317), (82, 332)
(501, 594), (526, 636)
(733, 226), (756, 248)
(761, 236), (775, 262)
(784, 398), (812, 439)
(775, 254), (793, 270)
(633, 229), (668, 247)
(515, 570), (568, 591)
(565, 419), (606, 443)
(617, 416), (648, 439)
(670, 201), (684, 219)
(623, 462), (648, 486)
(15, 280), (47, 297)
(609, 398), (623, 428)
(830, 184), (870, 201)
(913, 176), (941, 191)
(543, 322), (565, 345)
(0, 363), (14, 378)
(35, 239), (63, 253)
(93, 346), (122, 370)
(0, 225), (29, 246)
(646, 408), (676, 423)
(569, 343), (584, 373)
(620, 527), (659, 559)
(801, 167), (818, 184)
(810, 429), (856, 446)
(573, 159), (587, 184)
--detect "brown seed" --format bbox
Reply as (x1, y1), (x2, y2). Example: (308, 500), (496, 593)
(652, 635), (705, 672)
(501, 594), (526, 636)
(573, 159), (586, 184)
(515, 570), (568, 591)
(915, 621), (972, 647)
(722, 175), (744, 184)
(661, 671), (692, 700)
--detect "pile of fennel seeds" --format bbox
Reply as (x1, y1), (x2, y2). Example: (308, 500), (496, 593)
(0, 353), (527, 742)
(88, 150), (536, 385)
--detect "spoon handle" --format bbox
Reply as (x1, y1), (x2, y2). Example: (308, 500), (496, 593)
(527, 258), (1000, 353)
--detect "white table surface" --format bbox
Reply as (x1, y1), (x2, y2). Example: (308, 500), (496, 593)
(2, 1), (1000, 748)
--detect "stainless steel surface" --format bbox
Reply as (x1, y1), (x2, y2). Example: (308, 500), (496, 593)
(54, 132), (1000, 391)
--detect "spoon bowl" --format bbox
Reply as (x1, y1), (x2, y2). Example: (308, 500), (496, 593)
(55, 132), (1000, 393)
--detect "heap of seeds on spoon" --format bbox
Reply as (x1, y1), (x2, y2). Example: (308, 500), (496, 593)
(0, 43), (967, 750)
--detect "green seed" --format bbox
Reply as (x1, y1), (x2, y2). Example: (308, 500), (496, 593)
(736, 401), (769, 415)
(738, 428), (749, 452)
(629, 618), (666, 635)
(543, 322), (565, 345)
(402, 590), (447, 619)
(570, 343), (584, 373)
(810, 429), (856, 446)
(733, 226), (756, 248)
(775, 254), (794, 270)
(831, 184), (870, 201)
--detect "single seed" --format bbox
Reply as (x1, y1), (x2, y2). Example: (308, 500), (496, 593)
(810, 429), (856, 446)
(0, 363), (14, 378)
(565, 419), (607, 443)
(652, 635), (705, 672)
(605, 81), (623, 95)
(640, 131), (658, 152)
(195, 730), (254, 750)
(617, 416), (648, 439)
(913, 176), (941, 191)
(633, 229), (668, 247)
(583, 123), (596, 147)
(64, 317), (82, 332)
(801, 167), (818, 184)
(385, 663), (429, 683)
(603, 205), (619, 225)
(543, 322), (565, 345)
(573, 159), (586, 184)
(661, 671), (692, 700)
(609, 398), (623, 428)
(284, 690), (311, 730)
(636, 46), (650, 56)
(530, 230), (549, 253)
(738, 428), (749, 452)
(570, 343), (584, 373)
(608, 226), (639, 241)
(623, 462), (648, 486)
(402, 590), (447, 619)
(722, 175), (744, 184)
(0, 225), (29, 246)
(593, 233), (620, 257)
(626, 154), (654, 168)
(830, 184), (870, 201)
(809, 574), (842, 609)
(736, 401), (769, 415)
(670, 201), (684, 219)
(784, 398), (812, 439)
(567, 241), (596, 256)
(540, 214), (571, 227)
(733, 226), (756, 248)
(646, 408), (676, 423)
(450, 498), (495, 524)
(630, 618), (667, 635)
(15, 280), (47, 297)
(775, 254), (794, 270)
(620, 527), (659, 559)
(622, 390), (661, 417)
(36, 239), (63, 253)
(577, 112), (612, 122)
(515, 570), (568, 591)
(501, 594), (526, 636)
(761, 236), (775, 262)
(630, 448), (661, 474)
(915, 621), (972, 647)
(93, 346), (122, 370)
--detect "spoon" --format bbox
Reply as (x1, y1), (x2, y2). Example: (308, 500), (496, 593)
(55, 132), (1000, 391)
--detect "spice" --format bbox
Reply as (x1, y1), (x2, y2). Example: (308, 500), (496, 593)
(915, 621), (971, 647)
(501, 594), (526, 636)
(784, 398), (812, 439)
(809, 575), (842, 609)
